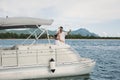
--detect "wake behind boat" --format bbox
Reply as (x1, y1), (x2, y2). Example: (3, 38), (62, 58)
(0, 17), (95, 79)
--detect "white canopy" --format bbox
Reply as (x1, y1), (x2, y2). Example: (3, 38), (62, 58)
(0, 17), (53, 29)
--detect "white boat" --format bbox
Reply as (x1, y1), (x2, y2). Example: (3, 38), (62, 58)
(0, 17), (95, 80)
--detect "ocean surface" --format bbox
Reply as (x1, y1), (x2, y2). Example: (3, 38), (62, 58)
(0, 39), (120, 80)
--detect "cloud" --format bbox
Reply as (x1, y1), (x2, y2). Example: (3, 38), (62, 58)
(0, 0), (57, 17)
(117, 33), (120, 37)
(54, 0), (120, 24)
(0, 0), (120, 27)
(102, 32), (108, 37)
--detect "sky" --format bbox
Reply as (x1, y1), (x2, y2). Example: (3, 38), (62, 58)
(0, 0), (120, 37)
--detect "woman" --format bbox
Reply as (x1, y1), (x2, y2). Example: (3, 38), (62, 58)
(54, 33), (60, 45)
(55, 26), (71, 45)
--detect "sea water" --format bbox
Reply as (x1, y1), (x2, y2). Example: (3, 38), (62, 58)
(0, 39), (120, 80)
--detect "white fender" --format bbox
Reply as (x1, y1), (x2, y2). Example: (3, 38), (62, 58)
(49, 58), (56, 73)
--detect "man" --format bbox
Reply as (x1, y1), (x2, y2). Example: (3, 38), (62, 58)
(57, 26), (71, 44)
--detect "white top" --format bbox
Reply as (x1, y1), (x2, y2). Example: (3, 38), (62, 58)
(59, 32), (67, 42)
(0, 17), (53, 29)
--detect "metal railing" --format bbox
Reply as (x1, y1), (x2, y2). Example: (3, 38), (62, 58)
(0, 48), (80, 67)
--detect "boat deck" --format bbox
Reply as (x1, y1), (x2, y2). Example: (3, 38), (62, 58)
(0, 44), (81, 68)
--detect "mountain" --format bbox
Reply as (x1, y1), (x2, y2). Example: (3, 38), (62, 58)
(0, 28), (99, 37)
(71, 28), (99, 37)
(0, 29), (45, 34)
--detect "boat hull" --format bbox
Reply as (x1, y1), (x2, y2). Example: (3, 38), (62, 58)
(0, 62), (95, 80)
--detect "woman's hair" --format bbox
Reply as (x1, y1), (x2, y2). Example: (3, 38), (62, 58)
(54, 34), (58, 39)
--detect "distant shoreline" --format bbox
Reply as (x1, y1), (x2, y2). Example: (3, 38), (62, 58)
(0, 32), (120, 40)
(0, 38), (120, 40)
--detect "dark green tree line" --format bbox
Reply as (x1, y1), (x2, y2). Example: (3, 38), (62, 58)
(0, 32), (120, 39)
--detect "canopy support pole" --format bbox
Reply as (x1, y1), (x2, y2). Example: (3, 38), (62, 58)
(46, 28), (51, 45)
(21, 28), (39, 44)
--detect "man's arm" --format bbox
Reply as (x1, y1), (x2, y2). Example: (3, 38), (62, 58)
(67, 29), (71, 35)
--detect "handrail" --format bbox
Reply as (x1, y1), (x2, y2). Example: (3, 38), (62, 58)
(0, 48), (79, 67)
(16, 50), (18, 66)
(0, 51), (2, 66)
